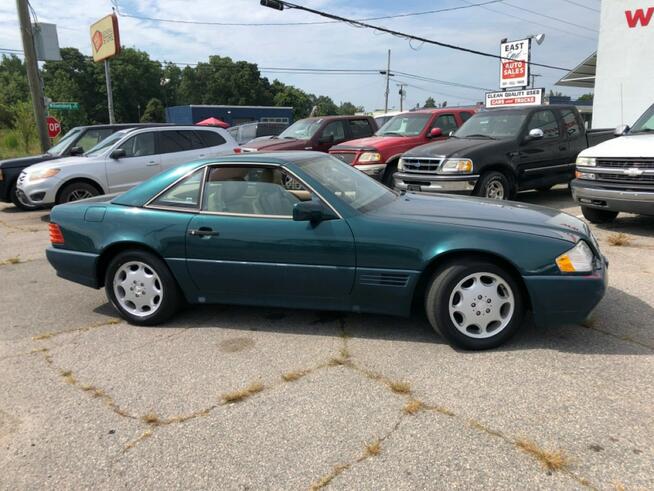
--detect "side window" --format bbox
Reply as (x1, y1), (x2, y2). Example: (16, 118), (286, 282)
(150, 169), (203, 209)
(460, 111), (474, 123)
(560, 110), (581, 138)
(76, 128), (113, 152)
(196, 130), (226, 148)
(432, 114), (458, 134)
(348, 119), (374, 138)
(159, 131), (195, 154)
(121, 132), (155, 157)
(322, 121), (346, 142)
(527, 110), (560, 139)
(202, 166), (315, 217)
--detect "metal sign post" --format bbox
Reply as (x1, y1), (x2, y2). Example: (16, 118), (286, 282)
(104, 59), (115, 124)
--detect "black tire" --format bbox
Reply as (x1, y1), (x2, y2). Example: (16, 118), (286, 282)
(382, 161), (398, 187)
(536, 185), (553, 192)
(581, 206), (618, 224)
(474, 171), (512, 200)
(57, 181), (100, 204)
(425, 259), (525, 350)
(105, 250), (182, 326)
(9, 181), (40, 211)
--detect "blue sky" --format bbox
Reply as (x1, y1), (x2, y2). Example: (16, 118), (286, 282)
(0, 0), (600, 111)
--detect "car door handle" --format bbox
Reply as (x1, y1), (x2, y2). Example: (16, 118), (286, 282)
(189, 227), (219, 238)
(146, 161), (158, 166)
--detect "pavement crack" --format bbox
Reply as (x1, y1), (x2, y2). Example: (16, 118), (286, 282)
(578, 323), (654, 351)
(32, 318), (121, 341)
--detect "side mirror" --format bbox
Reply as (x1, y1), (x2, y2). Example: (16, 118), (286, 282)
(318, 134), (335, 145)
(69, 146), (84, 156)
(293, 200), (328, 223)
(110, 148), (126, 159)
(614, 124), (629, 136)
(526, 128), (544, 140)
(428, 127), (443, 138)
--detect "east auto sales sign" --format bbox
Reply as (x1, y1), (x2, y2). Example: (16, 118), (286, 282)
(500, 38), (530, 89)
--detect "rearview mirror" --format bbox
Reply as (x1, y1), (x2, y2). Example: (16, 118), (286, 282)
(318, 134), (334, 145)
(614, 124), (629, 136)
(69, 146), (84, 156)
(110, 148), (126, 159)
(527, 128), (544, 140)
(293, 200), (330, 223)
(428, 127), (442, 138)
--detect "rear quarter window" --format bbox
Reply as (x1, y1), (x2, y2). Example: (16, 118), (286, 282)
(197, 130), (227, 147)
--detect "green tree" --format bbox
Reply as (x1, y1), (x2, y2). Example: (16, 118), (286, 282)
(312, 95), (338, 116)
(161, 62), (183, 107)
(271, 81), (313, 118)
(578, 92), (593, 102)
(424, 97), (436, 108)
(12, 101), (36, 153)
(0, 55), (29, 109)
(337, 101), (363, 115)
(548, 90), (565, 98)
(140, 98), (165, 122)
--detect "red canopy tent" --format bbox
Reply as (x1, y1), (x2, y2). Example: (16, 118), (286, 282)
(195, 117), (230, 129)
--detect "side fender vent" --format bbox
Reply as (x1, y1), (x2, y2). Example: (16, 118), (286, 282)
(360, 272), (409, 288)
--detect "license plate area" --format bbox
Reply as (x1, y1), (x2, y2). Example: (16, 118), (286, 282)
(407, 184), (421, 191)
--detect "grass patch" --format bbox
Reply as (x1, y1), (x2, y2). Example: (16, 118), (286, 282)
(281, 369), (308, 382)
(221, 382), (265, 403)
(403, 399), (424, 415)
(60, 370), (76, 385)
(0, 256), (21, 266)
(141, 412), (162, 426)
(364, 439), (381, 456)
(387, 380), (411, 394)
(516, 438), (569, 471)
(430, 405), (455, 417)
(607, 233), (631, 246)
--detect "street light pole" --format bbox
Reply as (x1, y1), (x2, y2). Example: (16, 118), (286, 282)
(384, 49), (391, 113)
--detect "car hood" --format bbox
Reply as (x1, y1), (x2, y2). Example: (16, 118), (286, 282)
(373, 192), (588, 243)
(21, 155), (100, 174)
(580, 133), (654, 158)
(331, 135), (406, 151)
(404, 137), (498, 158)
(244, 138), (310, 151)
(0, 153), (59, 169)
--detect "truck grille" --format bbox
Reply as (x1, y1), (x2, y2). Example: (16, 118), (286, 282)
(331, 153), (356, 165)
(596, 172), (654, 184)
(401, 157), (444, 173)
(596, 158), (654, 169)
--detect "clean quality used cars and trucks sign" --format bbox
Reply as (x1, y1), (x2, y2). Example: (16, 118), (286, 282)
(485, 88), (544, 108)
(500, 38), (530, 89)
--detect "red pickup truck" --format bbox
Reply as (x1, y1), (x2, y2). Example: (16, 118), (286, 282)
(329, 108), (477, 184)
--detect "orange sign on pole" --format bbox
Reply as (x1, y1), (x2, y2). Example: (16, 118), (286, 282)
(90, 14), (120, 62)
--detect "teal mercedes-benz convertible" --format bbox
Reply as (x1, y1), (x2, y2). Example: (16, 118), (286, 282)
(46, 152), (607, 350)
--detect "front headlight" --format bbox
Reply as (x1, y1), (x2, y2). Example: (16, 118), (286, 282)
(556, 241), (594, 273)
(28, 168), (61, 182)
(358, 151), (382, 163)
(440, 158), (473, 173)
(576, 156), (596, 167)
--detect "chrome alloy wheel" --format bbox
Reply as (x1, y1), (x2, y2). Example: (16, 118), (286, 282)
(66, 189), (94, 202)
(113, 261), (163, 317)
(448, 272), (515, 339)
(485, 179), (505, 199)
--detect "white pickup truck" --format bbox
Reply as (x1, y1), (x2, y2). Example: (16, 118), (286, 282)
(572, 103), (654, 223)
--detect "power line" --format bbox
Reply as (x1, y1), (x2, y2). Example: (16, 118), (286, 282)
(392, 70), (491, 92)
(111, 0), (506, 27)
(269, 1), (573, 71)
(393, 79), (481, 104)
(561, 0), (600, 13)
(502, 2), (598, 32)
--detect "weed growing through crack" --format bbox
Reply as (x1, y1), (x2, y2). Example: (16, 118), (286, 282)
(142, 412), (162, 426)
(516, 438), (569, 471)
(607, 233), (631, 246)
(221, 382), (265, 403)
(388, 380), (411, 394)
(0, 256), (21, 266)
(32, 318), (121, 341)
(403, 399), (424, 415)
(281, 370), (308, 382)
(124, 429), (153, 451)
(364, 439), (381, 456)
(60, 370), (76, 385)
(310, 463), (351, 490)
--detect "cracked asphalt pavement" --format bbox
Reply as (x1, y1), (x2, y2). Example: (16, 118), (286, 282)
(0, 186), (653, 490)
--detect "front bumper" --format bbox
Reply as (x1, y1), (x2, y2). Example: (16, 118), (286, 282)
(354, 163), (386, 179)
(524, 257), (608, 327)
(46, 246), (100, 288)
(393, 172), (479, 193)
(571, 180), (654, 216)
(16, 175), (59, 206)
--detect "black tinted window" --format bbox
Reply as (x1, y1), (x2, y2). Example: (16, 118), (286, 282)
(460, 111), (473, 122)
(159, 131), (198, 153)
(348, 119), (374, 138)
(196, 130), (226, 147)
(527, 110), (560, 139)
(433, 114), (458, 134)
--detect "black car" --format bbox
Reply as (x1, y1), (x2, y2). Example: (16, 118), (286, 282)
(393, 105), (616, 199)
(0, 123), (167, 210)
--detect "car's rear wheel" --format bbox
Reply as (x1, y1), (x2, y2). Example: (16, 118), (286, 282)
(425, 259), (525, 350)
(475, 171), (511, 200)
(581, 206), (618, 224)
(57, 181), (100, 204)
(105, 250), (181, 325)
(10, 181), (40, 211)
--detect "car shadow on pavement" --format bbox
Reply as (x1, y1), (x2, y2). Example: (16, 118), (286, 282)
(94, 286), (653, 357)
(592, 214), (654, 239)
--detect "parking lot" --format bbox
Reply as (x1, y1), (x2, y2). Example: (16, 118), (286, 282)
(0, 187), (652, 490)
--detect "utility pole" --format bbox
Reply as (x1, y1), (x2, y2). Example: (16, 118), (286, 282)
(397, 83), (407, 112)
(384, 49), (391, 113)
(16, 0), (50, 152)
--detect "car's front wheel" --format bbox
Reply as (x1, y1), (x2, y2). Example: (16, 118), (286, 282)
(581, 206), (618, 224)
(57, 181), (100, 204)
(105, 250), (182, 325)
(425, 259), (525, 350)
(475, 171), (511, 200)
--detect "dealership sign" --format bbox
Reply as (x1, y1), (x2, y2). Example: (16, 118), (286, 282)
(90, 14), (120, 62)
(485, 88), (544, 108)
(500, 38), (530, 89)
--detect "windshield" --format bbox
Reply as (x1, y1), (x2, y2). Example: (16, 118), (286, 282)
(296, 155), (397, 212)
(278, 119), (321, 140)
(630, 104), (654, 134)
(47, 128), (82, 156)
(84, 129), (129, 156)
(376, 113), (431, 137)
(455, 111), (527, 139)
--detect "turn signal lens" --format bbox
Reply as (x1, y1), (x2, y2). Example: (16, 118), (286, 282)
(233, 147), (242, 154)
(49, 223), (64, 245)
(576, 170), (596, 180)
(556, 241), (593, 273)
